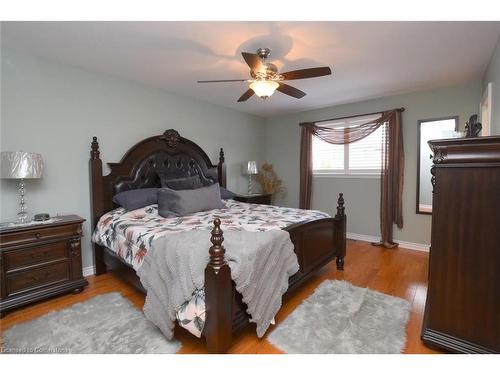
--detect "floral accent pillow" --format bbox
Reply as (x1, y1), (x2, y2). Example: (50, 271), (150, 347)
(176, 288), (206, 337)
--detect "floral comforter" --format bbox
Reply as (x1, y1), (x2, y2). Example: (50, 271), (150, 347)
(92, 199), (330, 337)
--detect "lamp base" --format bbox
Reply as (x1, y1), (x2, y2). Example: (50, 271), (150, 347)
(17, 213), (29, 224)
(17, 178), (29, 223)
(247, 175), (254, 194)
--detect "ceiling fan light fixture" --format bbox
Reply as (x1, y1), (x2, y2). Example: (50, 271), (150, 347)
(249, 80), (279, 98)
(198, 48), (332, 102)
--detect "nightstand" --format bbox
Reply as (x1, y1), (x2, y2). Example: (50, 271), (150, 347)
(0, 215), (88, 316)
(233, 193), (272, 205)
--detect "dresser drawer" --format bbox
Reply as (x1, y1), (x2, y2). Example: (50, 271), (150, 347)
(0, 223), (81, 249)
(5, 261), (70, 297)
(4, 242), (68, 272)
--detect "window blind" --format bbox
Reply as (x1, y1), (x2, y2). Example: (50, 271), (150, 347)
(312, 114), (384, 175)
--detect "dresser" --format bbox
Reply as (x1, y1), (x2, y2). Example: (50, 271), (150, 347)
(422, 136), (500, 353)
(0, 215), (88, 316)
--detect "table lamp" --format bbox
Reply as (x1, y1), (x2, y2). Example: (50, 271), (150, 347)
(1, 152), (44, 223)
(242, 161), (258, 194)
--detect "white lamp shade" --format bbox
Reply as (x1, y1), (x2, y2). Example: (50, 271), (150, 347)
(249, 81), (279, 98)
(242, 161), (258, 175)
(1, 152), (44, 179)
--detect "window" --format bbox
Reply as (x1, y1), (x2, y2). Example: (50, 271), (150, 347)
(312, 114), (385, 177)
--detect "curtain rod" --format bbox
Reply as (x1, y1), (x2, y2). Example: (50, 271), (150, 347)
(299, 107), (405, 126)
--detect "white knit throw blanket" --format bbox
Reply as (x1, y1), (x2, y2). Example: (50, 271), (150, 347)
(137, 229), (299, 340)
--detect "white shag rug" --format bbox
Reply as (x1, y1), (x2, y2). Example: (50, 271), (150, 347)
(2, 292), (181, 354)
(267, 280), (411, 353)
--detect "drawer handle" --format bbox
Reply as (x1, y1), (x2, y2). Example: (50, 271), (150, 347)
(34, 233), (41, 239)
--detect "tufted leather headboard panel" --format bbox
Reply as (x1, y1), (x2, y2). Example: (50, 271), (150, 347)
(113, 150), (218, 195)
(89, 129), (226, 225)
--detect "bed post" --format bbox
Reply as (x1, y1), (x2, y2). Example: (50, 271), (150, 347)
(334, 193), (346, 270)
(217, 148), (227, 188)
(204, 218), (233, 353)
(89, 136), (107, 275)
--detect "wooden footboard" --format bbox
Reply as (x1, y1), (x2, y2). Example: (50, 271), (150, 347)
(203, 193), (347, 353)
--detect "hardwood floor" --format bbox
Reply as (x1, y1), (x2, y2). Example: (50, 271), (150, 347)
(0, 239), (443, 354)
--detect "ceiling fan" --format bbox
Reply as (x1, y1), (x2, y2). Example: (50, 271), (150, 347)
(197, 48), (332, 102)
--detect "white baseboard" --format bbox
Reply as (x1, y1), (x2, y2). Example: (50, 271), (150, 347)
(347, 232), (430, 252)
(82, 266), (96, 277)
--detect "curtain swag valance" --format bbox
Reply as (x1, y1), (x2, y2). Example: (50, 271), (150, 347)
(299, 108), (405, 248)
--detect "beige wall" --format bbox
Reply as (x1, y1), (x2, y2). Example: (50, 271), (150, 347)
(264, 81), (482, 245)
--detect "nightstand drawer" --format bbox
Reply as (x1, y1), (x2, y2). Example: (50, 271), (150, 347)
(6, 261), (70, 297)
(4, 242), (68, 272)
(0, 223), (80, 249)
(233, 194), (272, 205)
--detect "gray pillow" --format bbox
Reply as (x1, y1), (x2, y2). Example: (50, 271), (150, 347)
(157, 173), (203, 190)
(220, 186), (236, 199)
(112, 188), (159, 211)
(158, 183), (224, 217)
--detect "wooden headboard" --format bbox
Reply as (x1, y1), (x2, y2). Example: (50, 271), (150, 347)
(89, 129), (226, 229)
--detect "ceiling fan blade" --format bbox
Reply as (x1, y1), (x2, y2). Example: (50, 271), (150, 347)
(241, 52), (266, 73)
(277, 83), (306, 99)
(280, 67), (332, 81)
(237, 89), (255, 102)
(197, 79), (247, 83)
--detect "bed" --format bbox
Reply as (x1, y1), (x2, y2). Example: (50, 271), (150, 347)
(89, 129), (347, 353)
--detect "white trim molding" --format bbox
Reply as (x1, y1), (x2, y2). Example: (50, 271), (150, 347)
(347, 232), (430, 252)
(82, 266), (96, 277)
(480, 82), (492, 136)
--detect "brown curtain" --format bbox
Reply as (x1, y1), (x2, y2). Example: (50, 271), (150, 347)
(299, 109), (404, 248)
(375, 109), (404, 248)
(299, 126), (313, 209)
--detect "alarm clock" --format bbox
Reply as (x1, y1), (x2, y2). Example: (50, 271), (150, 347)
(34, 213), (51, 221)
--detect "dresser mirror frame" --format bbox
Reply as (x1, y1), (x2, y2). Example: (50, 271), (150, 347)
(416, 116), (458, 215)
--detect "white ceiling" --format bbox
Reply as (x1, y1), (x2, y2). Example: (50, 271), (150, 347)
(2, 21), (500, 117)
